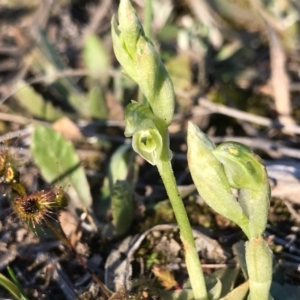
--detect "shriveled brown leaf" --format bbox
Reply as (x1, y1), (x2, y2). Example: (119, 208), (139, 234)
(152, 265), (178, 290)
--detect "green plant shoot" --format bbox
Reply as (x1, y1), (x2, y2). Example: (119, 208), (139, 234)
(187, 122), (273, 300)
(112, 0), (208, 299)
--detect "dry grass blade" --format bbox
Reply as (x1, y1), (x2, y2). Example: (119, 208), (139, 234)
(185, 0), (223, 48)
(265, 20), (295, 132)
(197, 98), (300, 135)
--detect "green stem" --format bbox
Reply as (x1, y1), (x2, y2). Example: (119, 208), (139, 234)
(245, 237), (272, 300)
(156, 159), (208, 300)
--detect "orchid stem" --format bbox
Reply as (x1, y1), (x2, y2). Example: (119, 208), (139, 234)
(156, 158), (208, 300)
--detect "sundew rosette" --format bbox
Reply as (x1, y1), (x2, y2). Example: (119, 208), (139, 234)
(12, 187), (70, 228)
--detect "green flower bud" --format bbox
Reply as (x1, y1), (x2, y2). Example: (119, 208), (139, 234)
(136, 36), (175, 125)
(125, 102), (163, 165)
(111, 16), (138, 82)
(213, 142), (270, 238)
(187, 122), (249, 236)
(213, 142), (265, 190)
(118, 0), (143, 58)
(124, 101), (156, 137)
(111, 0), (175, 126)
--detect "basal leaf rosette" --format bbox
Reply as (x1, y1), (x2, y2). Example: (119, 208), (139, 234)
(125, 102), (163, 166)
(111, 0), (175, 126)
(213, 142), (270, 238)
(187, 122), (250, 237)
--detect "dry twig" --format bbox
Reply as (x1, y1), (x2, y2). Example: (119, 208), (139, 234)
(197, 98), (300, 135)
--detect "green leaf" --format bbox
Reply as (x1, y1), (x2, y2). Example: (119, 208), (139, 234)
(161, 278), (222, 300)
(14, 81), (64, 121)
(87, 85), (108, 119)
(30, 125), (92, 207)
(108, 144), (131, 186)
(6, 267), (28, 300)
(207, 277), (222, 300)
(232, 241), (248, 280)
(31, 31), (88, 116)
(83, 34), (110, 83)
(0, 273), (23, 300)
(213, 267), (241, 297)
(108, 144), (134, 237)
(111, 180), (133, 237)
(220, 281), (249, 300)
(166, 55), (192, 91)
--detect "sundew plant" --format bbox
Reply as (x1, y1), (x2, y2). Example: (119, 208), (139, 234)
(111, 1), (273, 300)
(0, 130), (110, 299)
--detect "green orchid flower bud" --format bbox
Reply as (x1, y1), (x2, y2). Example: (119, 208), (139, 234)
(213, 142), (265, 190)
(246, 237), (273, 300)
(111, 0), (175, 126)
(135, 35), (175, 125)
(111, 16), (138, 83)
(125, 102), (163, 165)
(187, 122), (249, 237)
(213, 142), (270, 238)
(111, 0), (142, 82)
(124, 101), (156, 137)
(118, 0), (143, 58)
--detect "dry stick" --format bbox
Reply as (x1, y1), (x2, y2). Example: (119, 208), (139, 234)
(78, 0), (112, 47)
(2, 114), (300, 160)
(44, 218), (111, 299)
(3, 121), (300, 160)
(197, 98), (300, 135)
(282, 200), (300, 224)
(249, 0), (284, 32)
(265, 20), (295, 132)
(185, 0), (223, 48)
(252, 0), (298, 105)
